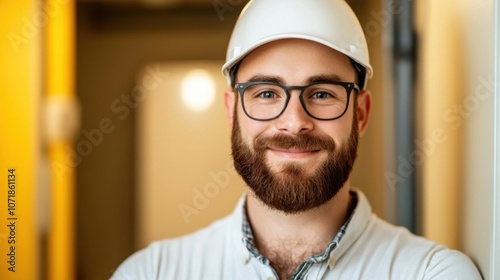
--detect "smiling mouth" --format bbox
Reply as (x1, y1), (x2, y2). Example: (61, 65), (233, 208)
(267, 147), (321, 159)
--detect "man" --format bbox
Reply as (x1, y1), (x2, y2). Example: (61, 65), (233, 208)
(111, 0), (482, 279)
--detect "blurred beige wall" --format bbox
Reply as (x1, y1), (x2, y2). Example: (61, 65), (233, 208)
(416, 0), (494, 277)
(350, 0), (420, 229)
(348, 0), (387, 221)
(135, 61), (246, 247)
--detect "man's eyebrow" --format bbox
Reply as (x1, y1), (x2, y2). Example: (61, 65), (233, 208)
(242, 74), (348, 85)
(245, 75), (286, 84)
(306, 74), (346, 84)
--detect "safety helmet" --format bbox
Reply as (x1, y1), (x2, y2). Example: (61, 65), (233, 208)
(222, 0), (373, 90)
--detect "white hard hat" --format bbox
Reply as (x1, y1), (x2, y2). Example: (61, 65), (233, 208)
(222, 0), (373, 90)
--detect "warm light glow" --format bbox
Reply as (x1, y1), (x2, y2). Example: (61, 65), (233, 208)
(181, 69), (216, 112)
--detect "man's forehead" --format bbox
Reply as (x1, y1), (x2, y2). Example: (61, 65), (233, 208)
(242, 39), (350, 61)
(235, 40), (356, 84)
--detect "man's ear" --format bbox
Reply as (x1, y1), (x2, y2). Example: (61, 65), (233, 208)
(356, 90), (371, 137)
(224, 89), (236, 129)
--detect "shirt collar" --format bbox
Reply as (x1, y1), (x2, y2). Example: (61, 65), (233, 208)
(240, 191), (358, 266)
(229, 188), (373, 271)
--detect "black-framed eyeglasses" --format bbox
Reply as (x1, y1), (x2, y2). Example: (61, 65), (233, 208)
(234, 81), (360, 121)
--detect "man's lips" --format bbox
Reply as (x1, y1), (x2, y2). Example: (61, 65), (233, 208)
(267, 147), (321, 159)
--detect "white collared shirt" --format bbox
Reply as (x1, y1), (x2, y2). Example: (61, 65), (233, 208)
(110, 189), (482, 280)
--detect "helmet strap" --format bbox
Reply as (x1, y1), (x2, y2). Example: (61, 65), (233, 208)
(349, 58), (366, 90)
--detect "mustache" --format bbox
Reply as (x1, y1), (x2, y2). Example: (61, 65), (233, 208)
(254, 133), (336, 152)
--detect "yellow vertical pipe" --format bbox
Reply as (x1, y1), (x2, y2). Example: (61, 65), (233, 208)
(0, 1), (40, 280)
(46, 0), (76, 279)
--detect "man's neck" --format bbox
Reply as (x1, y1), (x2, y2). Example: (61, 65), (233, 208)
(246, 184), (353, 279)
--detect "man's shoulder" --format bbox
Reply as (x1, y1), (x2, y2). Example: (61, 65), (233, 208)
(341, 213), (482, 279)
(145, 214), (232, 256)
(110, 214), (235, 279)
(346, 190), (445, 257)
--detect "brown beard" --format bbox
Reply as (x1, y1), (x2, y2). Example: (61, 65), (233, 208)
(231, 108), (359, 214)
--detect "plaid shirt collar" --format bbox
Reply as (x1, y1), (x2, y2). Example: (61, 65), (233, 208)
(240, 193), (357, 279)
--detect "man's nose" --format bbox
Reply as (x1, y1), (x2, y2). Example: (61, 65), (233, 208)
(274, 92), (314, 134)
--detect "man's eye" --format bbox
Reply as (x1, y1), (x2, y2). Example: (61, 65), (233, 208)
(258, 91), (277, 99)
(311, 92), (333, 99)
